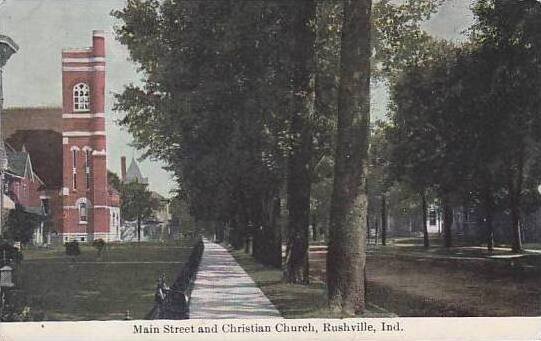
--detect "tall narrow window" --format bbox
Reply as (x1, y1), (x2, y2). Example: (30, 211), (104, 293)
(73, 83), (90, 112)
(41, 199), (50, 216)
(79, 202), (87, 222)
(85, 149), (91, 189)
(72, 149), (77, 190)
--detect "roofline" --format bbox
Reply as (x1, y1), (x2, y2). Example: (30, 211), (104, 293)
(0, 35), (19, 52)
(4, 171), (23, 179)
(3, 106), (63, 111)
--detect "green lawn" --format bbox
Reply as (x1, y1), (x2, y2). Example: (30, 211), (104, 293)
(12, 239), (194, 321)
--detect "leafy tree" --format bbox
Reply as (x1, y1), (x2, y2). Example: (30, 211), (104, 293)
(113, 1), (277, 253)
(107, 170), (122, 192)
(372, 0), (453, 248)
(387, 49), (458, 247)
(92, 238), (106, 257)
(469, 0), (541, 252)
(372, 0), (447, 81)
(121, 181), (159, 242)
(388, 0), (541, 253)
(65, 241), (81, 257)
(3, 204), (41, 246)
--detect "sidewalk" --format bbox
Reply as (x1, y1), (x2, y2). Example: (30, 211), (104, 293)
(189, 239), (282, 319)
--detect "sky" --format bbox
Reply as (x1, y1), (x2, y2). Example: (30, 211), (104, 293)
(0, 0), (475, 196)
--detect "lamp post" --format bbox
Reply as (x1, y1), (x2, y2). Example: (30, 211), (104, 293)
(0, 249), (14, 319)
(0, 264), (13, 317)
(0, 35), (18, 236)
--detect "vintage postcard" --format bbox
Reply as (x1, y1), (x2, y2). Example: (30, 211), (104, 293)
(0, 0), (540, 340)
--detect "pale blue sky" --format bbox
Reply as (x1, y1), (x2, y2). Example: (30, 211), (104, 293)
(0, 0), (474, 196)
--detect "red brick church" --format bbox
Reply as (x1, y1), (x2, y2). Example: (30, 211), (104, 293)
(2, 31), (120, 243)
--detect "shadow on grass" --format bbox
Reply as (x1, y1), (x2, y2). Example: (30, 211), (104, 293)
(231, 248), (331, 319)
(231, 248), (397, 319)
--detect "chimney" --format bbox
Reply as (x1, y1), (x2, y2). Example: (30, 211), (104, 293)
(92, 30), (105, 58)
(121, 156), (127, 182)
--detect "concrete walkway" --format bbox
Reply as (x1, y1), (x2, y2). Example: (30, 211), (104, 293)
(190, 239), (281, 319)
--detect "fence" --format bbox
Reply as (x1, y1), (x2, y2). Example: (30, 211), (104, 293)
(146, 237), (204, 319)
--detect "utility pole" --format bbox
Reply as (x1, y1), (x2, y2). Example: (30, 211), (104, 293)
(0, 34), (18, 235)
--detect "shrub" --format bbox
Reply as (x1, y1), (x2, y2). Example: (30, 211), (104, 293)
(0, 241), (23, 266)
(92, 238), (106, 256)
(65, 241), (81, 257)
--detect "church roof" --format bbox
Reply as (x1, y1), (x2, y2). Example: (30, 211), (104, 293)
(3, 107), (63, 137)
(125, 158), (148, 184)
(7, 150), (28, 177)
(6, 130), (62, 188)
(2, 108), (63, 188)
(5, 143), (44, 185)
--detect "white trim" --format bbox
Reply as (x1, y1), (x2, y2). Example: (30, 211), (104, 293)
(82, 146), (92, 152)
(93, 30), (106, 37)
(63, 66), (105, 72)
(39, 195), (51, 199)
(0, 38), (18, 52)
(62, 137), (69, 145)
(62, 57), (105, 63)
(92, 150), (107, 156)
(63, 113), (105, 119)
(58, 232), (120, 243)
(62, 48), (92, 53)
(63, 131), (106, 137)
(57, 233), (90, 243)
(63, 205), (114, 210)
(4, 171), (23, 179)
(93, 232), (119, 243)
(70, 145), (80, 151)
(62, 187), (69, 196)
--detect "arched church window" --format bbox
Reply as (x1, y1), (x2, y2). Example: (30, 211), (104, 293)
(73, 83), (90, 112)
(79, 202), (87, 222)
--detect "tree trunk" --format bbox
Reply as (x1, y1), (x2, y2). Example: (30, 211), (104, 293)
(421, 191), (429, 248)
(269, 195), (283, 268)
(482, 188), (494, 253)
(509, 152), (524, 253)
(442, 199), (453, 248)
(283, 0), (316, 285)
(510, 205), (522, 253)
(137, 217), (141, 242)
(366, 215), (371, 244)
(214, 221), (224, 243)
(312, 214), (318, 241)
(381, 195), (387, 246)
(327, 0), (372, 315)
(230, 214), (243, 250)
(374, 218), (378, 245)
(255, 191), (283, 268)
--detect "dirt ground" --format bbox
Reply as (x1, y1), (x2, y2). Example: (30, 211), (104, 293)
(309, 247), (541, 317)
